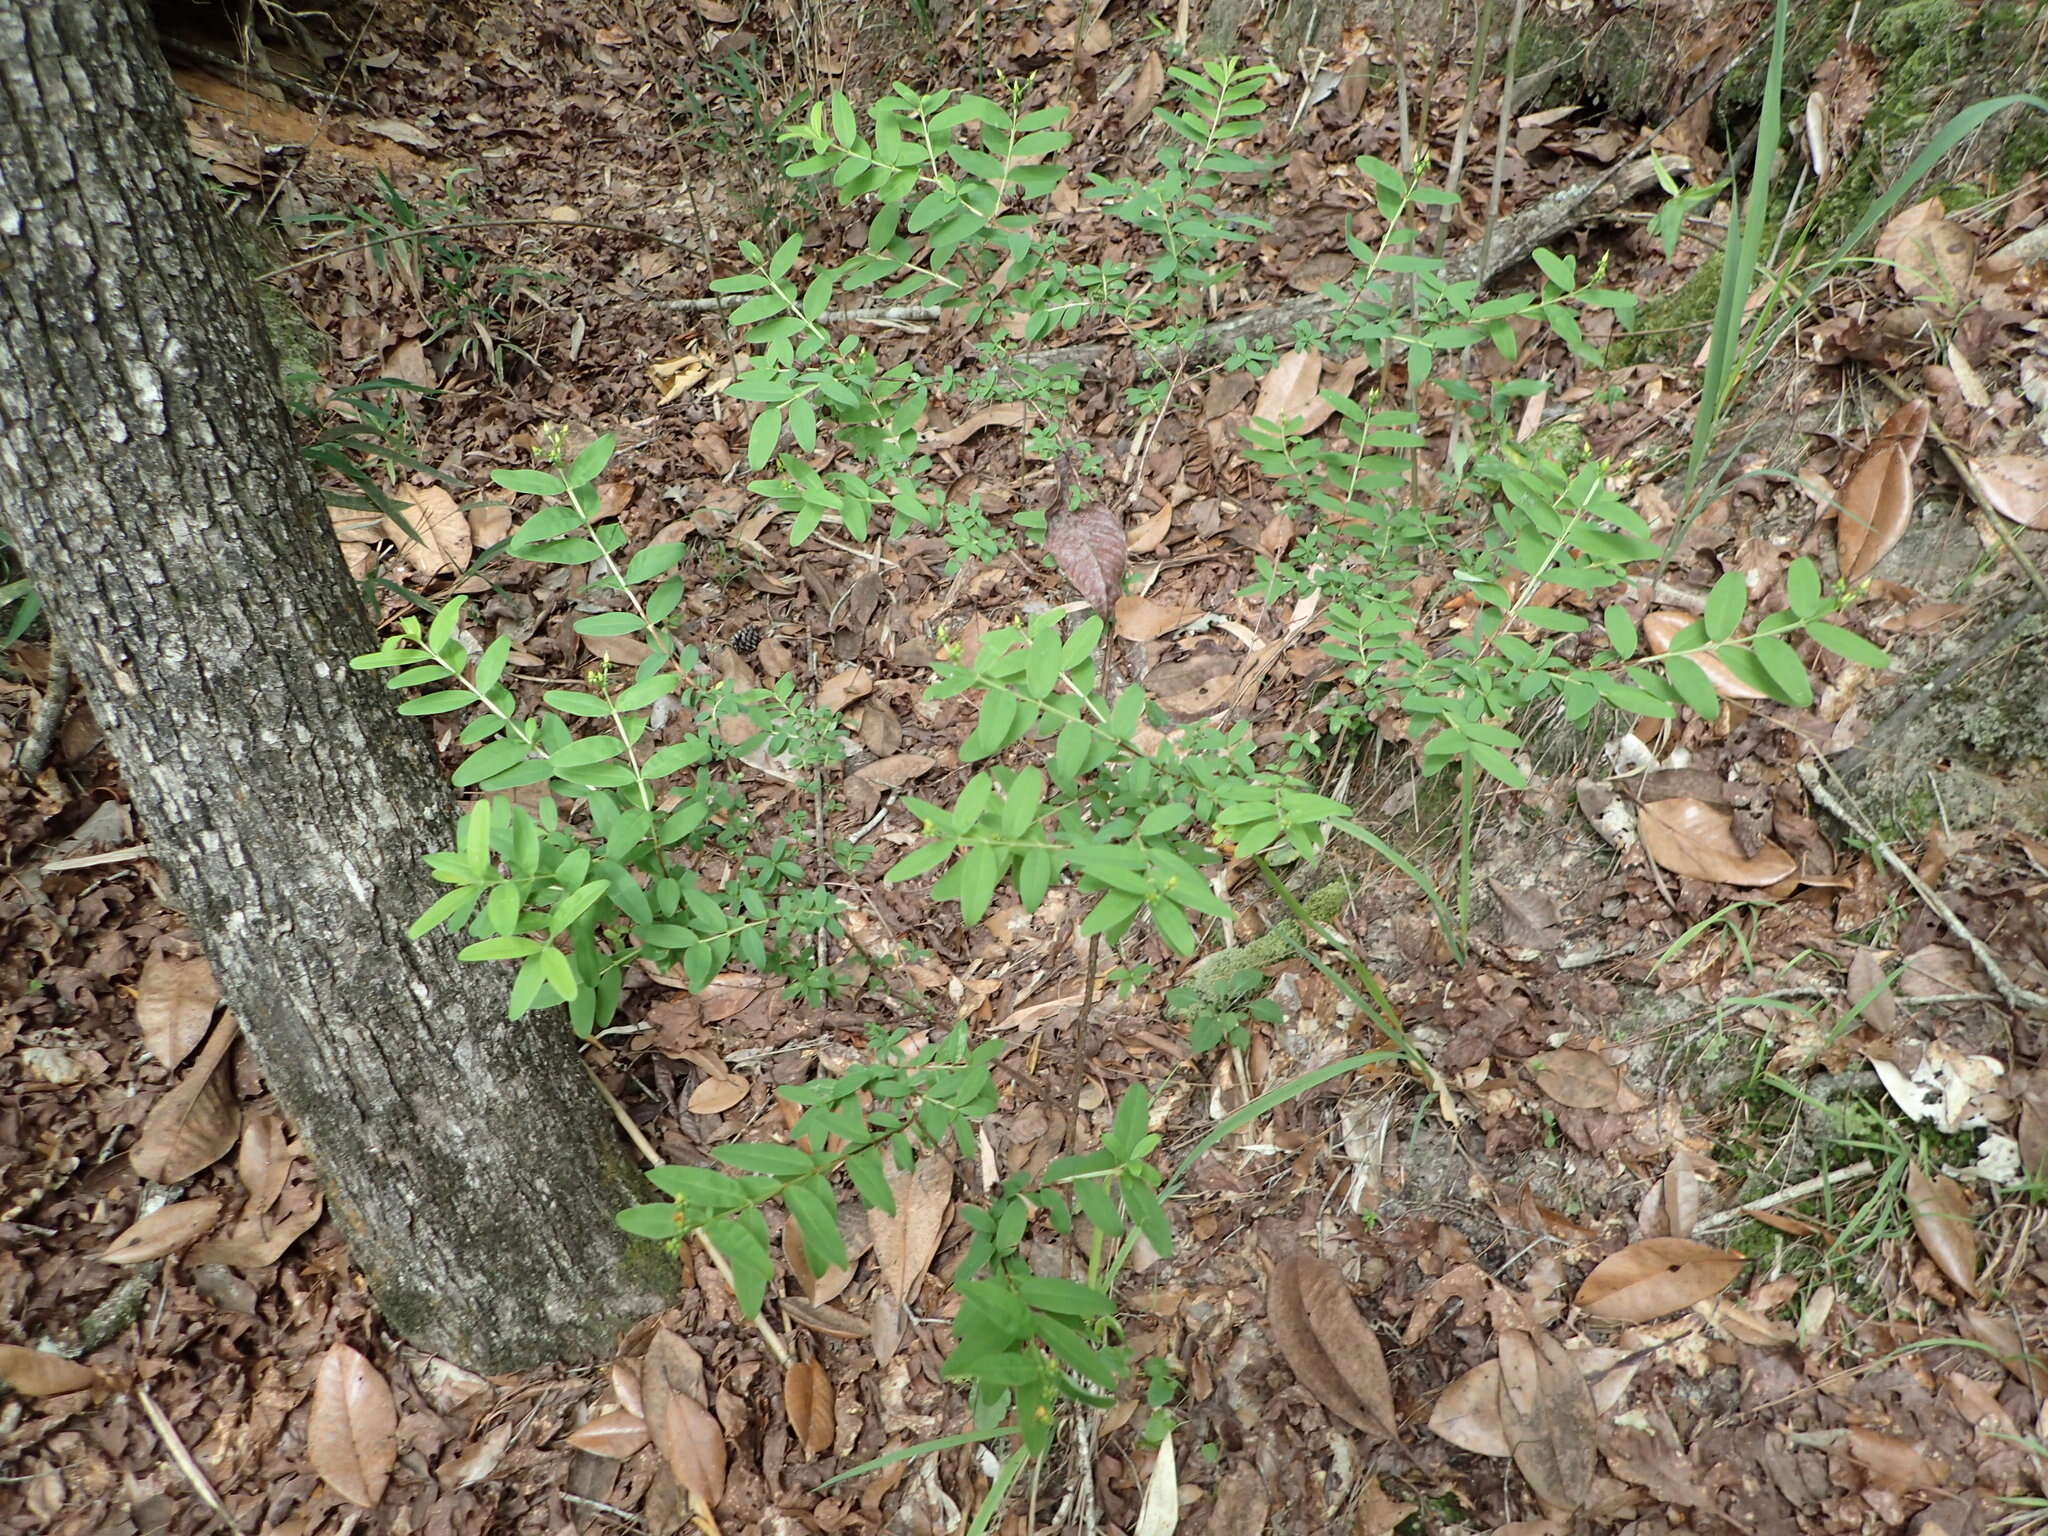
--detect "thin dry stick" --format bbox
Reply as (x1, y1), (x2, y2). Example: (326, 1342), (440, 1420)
(17, 641), (70, 778)
(1798, 762), (2048, 1014)
(582, 1064), (794, 1366)
(136, 1384), (244, 1534)
(1475, 0), (1529, 284)
(1693, 1159), (1875, 1236)
(1432, 0), (1497, 254)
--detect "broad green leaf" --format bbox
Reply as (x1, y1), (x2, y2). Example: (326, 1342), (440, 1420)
(1704, 572), (1748, 642)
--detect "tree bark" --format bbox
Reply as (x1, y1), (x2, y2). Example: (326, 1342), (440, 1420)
(0, 0), (669, 1372)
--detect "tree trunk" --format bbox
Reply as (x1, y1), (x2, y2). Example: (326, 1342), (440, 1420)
(0, 0), (669, 1372)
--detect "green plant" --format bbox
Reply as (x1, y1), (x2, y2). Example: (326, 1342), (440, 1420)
(1167, 977), (1279, 1054)
(0, 530), (41, 648)
(352, 433), (851, 1033)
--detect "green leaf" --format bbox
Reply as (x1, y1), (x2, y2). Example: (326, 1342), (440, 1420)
(573, 612), (644, 637)
(1664, 654), (1724, 721)
(748, 407), (784, 470)
(1704, 571), (1748, 642)
(617, 1203), (684, 1240)
(1602, 604), (1637, 660)
(454, 737), (533, 788)
(1751, 633), (1813, 706)
(706, 1212), (774, 1317)
(1808, 621), (1891, 670)
(714, 1143), (816, 1177)
(397, 690), (474, 716)
(1785, 557), (1823, 619)
(885, 838), (955, 884)
(493, 468), (566, 496)
(564, 434), (616, 488)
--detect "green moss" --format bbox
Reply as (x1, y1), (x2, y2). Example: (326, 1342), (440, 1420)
(1611, 250), (1722, 368)
(1170, 879), (1350, 1016)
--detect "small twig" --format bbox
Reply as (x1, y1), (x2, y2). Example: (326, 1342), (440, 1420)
(1694, 1159), (1875, 1236)
(18, 641), (71, 778)
(1799, 761), (2048, 1014)
(1063, 935), (1104, 1157)
(136, 1385), (244, 1534)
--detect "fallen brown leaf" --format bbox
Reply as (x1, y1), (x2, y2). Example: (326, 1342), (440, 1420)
(0, 1344), (103, 1398)
(384, 485), (471, 577)
(1642, 612), (1768, 699)
(130, 1010), (242, 1183)
(1637, 799), (1795, 886)
(1428, 1358), (1511, 1457)
(1253, 348), (1337, 435)
(868, 1154), (952, 1306)
(1498, 1329), (1596, 1512)
(1529, 1049), (1621, 1110)
(133, 951), (218, 1066)
(1045, 503), (1128, 620)
(308, 1343), (397, 1509)
(1905, 1161), (1979, 1298)
(1874, 199), (1975, 308)
(566, 1407), (652, 1459)
(783, 1359), (834, 1455)
(1113, 593), (1202, 641)
(1974, 454), (2048, 529)
(1268, 1253), (1397, 1437)
(1836, 443), (1912, 582)
(99, 1197), (223, 1264)
(641, 1330), (727, 1506)
(1574, 1237), (1745, 1322)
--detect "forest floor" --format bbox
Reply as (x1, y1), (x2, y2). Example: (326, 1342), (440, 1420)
(6, 2), (2048, 1534)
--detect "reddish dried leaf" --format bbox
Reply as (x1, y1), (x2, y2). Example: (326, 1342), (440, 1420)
(236, 1111), (292, 1215)
(1637, 799), (1795, 886)
(641, 1331), (726, 1506)
(1498, 1329), (1596, 1512)
(384, 485), (471, 576)
(130, 1012), (241, 1183)
(99, 1198), (223, 1264)
(686, 1074), (749, 1115)
(566, 1407), (651, 1459)
(1873, 199), (1975, 307)
(1295, 1255), (1397, 1438)
(1574, 1237), (1745, 1323)
(1837, 444), (1912, 581)
(1530, 1049), (1621, 1110)
(308, 1343), (397, 1509)
(1253, 348), (1325, 429)
(1045, 503), (1128, 620)
(1905, 1162), (1979, 1298)
(1974, 454), (2048, 529)
(782, 1359), (834, 1454)
(133, 952), (218, 1066)
(868, 1154), (952, 1307)
(1268, 1254), (1394, 1436)
(0, 1344), (102, 1398)
(1428, 1358), (1511, 1457)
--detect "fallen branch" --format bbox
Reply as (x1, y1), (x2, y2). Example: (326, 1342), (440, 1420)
(1694, 1159), (1875, 1236)
(1799, 760), (2048, 1015)
(1011, 156), (1677, 375)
